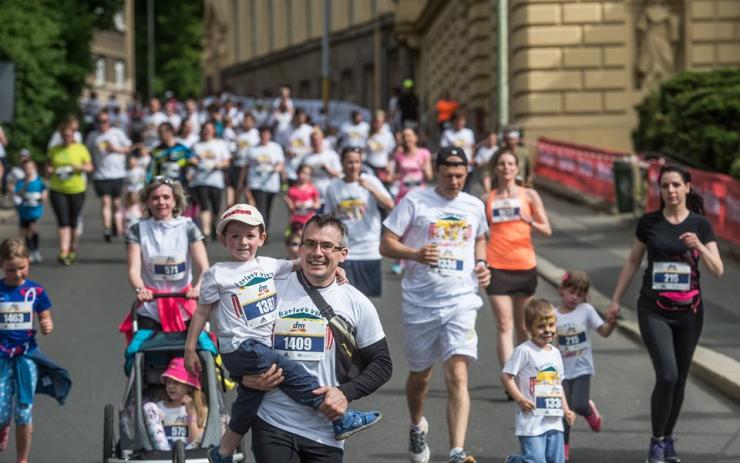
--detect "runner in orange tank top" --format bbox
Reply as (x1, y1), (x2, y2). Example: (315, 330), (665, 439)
(482, 149), (552, 382)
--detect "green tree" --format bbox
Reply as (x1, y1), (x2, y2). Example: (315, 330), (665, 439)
(134, 0), (203, 100)
(633, 69), (740, 176)
(0, 0), (122, 159)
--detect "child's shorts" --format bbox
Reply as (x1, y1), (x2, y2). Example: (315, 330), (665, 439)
(0, 356), (38, 425)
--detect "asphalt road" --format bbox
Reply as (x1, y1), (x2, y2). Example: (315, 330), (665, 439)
(2, 190), (739, 462)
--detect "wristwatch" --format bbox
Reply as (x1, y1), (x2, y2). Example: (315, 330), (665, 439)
(475, 259), (487, 267)
(135, 287), (145, 293)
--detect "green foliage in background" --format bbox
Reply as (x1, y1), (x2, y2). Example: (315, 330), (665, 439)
(633, 69), (740, 178)
(0, 0), (122, 160)
(134, 0), (203, 100)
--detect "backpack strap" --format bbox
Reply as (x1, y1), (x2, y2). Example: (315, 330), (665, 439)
(296, 270), (336, 320)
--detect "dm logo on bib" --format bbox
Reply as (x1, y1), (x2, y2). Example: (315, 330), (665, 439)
(274, 307), (327, 361)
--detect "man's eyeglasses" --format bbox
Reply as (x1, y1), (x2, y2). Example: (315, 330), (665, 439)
(301, 240), (344, 253)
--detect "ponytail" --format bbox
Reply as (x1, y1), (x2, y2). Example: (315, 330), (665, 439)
(191, 389), (207, 428)
(658, 165), (705, 216)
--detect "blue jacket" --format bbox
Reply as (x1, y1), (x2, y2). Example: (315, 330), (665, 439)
(27, 348), (72, 405)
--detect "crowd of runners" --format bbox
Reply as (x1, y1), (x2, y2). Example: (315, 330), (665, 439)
(0, 86), (725, 463)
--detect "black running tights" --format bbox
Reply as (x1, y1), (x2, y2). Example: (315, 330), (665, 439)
(638, 301), (703, 437)
(562, 374), (592, 444)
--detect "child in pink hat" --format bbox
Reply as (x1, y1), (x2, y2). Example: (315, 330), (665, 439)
(143, 357), (208, 450)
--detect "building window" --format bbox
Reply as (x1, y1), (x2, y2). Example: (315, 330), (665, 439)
(95, 58), (106, 87)
(340, 69), (354, 100)
(305, 0), (312, 37)
(114, 60), (125, 89)
(299, 79), (311, 98)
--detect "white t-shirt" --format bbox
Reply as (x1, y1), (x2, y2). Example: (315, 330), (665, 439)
(155, 401), (189, 446)
(185, 112), (201, 135)
(440, 128), (476, 160)
(247, 142), (285, 193)
(199, 257), (294, 353)
(257, 273), (386, 449)
(324, 175), (391, 260)
(167, 113), (182, 132)
(48, 130), (82, 150)
(365, 131), (396, 169)
(475, 145), (498, 167)
(324, 174), (391, 260)
(383, 188), (488, 309)
(503, 340), (566, 436)
(339, 121), (369, 150)
(556, 303), (604, 379)
(272, 111), (294, 148)
(234, 128), (259, 167)
(302, 150), (342, 200)
(177, 133), (200, 149)
(86, 127), (132, 180)
(142, 112), (169, 147)
(286, 124), (314, 180)
(191, 139), (231, 188)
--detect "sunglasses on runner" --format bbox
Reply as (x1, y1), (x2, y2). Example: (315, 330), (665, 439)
(301, 240), (344, 252)
(150, 175), (175, 186)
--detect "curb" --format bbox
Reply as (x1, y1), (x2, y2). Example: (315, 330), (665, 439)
(536, 255), (740, 406)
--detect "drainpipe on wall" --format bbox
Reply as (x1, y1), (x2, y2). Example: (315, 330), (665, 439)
(497, 0), (509, 131)
(322, 0), (332, 118)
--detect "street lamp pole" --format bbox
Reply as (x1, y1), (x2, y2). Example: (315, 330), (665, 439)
(147, 0), (155, 100)
(322, 0), (331, 119)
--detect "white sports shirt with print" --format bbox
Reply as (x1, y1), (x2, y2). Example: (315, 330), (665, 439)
(324, 175), (392, 261)
(555, 303), (604, 379)
(86, 127), (132, 180)
(382, 188), (488, 308)
(257, 273), (385, 449)
(191, 139), (231, 188)
(199, 257), (294, 353)
(246, 141), (284, 194)
(503, 340), (565, 436)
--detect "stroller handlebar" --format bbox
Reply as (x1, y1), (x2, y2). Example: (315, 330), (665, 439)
(129, 292), (195, 330)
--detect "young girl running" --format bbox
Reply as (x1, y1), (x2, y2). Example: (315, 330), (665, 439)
(0, 237), (54, 463)
(143, 357), (208, 450)
(556, 271), (616, 460)
(284, 164), (319, 233)
(13, 159), (47, 263)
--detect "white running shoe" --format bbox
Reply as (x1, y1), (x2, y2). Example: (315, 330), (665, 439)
(409, 417), (431, 463)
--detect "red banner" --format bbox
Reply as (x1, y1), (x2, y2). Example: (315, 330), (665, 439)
(535, 138), (627, 204)
(646, 162), (740, 246)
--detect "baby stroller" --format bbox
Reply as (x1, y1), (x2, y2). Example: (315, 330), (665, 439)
(103, 293), (247, 462)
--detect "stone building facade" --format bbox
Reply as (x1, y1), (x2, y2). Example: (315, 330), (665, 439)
(203, 0), (740, 151)
(85, 0), (136, 108)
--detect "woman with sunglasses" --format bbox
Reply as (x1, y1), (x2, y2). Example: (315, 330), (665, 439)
(607, 165), (723, 463)
(47, 118), (94, 266)
(122, 177), (209, 339)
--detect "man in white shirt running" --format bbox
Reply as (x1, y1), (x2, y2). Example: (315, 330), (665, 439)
(380, 146), (491, 463)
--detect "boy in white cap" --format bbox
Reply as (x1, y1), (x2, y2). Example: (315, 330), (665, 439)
(184, 204), (381, 463)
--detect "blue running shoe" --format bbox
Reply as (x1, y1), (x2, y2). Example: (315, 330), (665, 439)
(663, 437), (680, 463)
(333, 409), (382, 440)
(207, 446), (233, 463)
(646, 438), (665, 463)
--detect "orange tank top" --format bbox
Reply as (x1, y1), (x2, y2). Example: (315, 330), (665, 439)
(485, 188), (536, 270)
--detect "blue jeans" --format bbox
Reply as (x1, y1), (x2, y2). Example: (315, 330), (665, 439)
(221, 339), (324, 435)
(507, 430), (564, 463)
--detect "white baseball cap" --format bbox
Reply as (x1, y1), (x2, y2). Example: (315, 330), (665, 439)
(216, 204), (265, 236)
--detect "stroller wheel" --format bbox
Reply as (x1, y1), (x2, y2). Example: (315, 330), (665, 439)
(103, 404), (116, 463)
(172, 440), (186, 463)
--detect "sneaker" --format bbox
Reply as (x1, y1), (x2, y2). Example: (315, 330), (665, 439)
(391, 263), (403, 275)
(564, 443), (570, 461)
(646, 438), (665, 463)
(0, 424), (8, 451)
(103, 229), (113, 243)
(332, 409), (381, 440)
(449, 448), (476, 463)
(68, 251), (77, 264)
(663, 436), (680, 463)
(33, 250), (43, 263)
(585, 400), (602, 432)
(409, 417), (431, 463)
(58, 254), (72, 266)
(207, 446), (233, 463)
